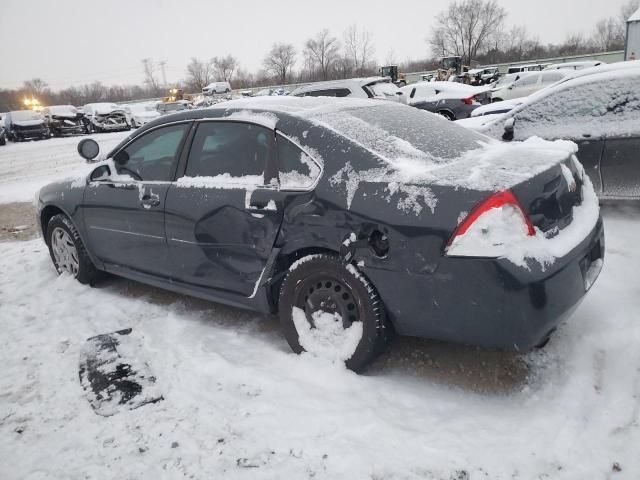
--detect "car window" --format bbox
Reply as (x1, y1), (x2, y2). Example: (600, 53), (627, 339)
(541, 72), (564, 84)
(114, 123), (189, 181)
(367, 82), (400, 99)
(516, 74), (539, 87)
(302, 88), (351, 97)
(277, 135), (321, 190)
(514, 75), (640, 139)
(184, 121), (271, 184)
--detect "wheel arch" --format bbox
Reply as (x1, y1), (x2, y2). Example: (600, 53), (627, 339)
(267, 245), (340, 313)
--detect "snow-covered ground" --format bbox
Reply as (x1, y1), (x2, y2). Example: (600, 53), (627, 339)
(1, 135), (640, 479)
(0, 132), (129, 204)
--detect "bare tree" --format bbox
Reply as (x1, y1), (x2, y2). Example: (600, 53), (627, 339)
(304, 29), (340, 80)
(592, 17), (625, 51)
(429, 0), (507, 66)
(621, 0), (640, 23)
(263, 43), (296, 84)
(212, 55), (238, 83)
(141, 58), (161, 93)
(344, 25), (375, 74)
(185, 57), (213, 91)
(23, 78), (49, 97)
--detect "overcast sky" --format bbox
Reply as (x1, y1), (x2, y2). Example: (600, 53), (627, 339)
(0, 0), (632, 90)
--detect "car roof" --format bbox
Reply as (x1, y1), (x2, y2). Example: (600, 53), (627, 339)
(291, 77), (390, 94)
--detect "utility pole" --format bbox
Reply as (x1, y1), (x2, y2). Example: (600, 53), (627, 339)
(159, 61), (168, 87)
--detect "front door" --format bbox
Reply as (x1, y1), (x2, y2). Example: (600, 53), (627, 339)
(82, 122), (191, 277)
(165, 120), (284, 297)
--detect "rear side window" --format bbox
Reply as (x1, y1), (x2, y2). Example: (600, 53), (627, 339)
(277, 135), (321, 190)
(184, 122), (271, 183)
(517, 75), (539, 87)
(302, 88), (351, 97)
(114, 123), (189, 181)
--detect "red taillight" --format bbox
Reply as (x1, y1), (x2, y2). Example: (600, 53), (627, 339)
(447, 190), (535, 247)
(462, 96), (475, 105)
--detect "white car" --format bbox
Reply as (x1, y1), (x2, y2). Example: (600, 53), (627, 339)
(82, 103), (130, 133)
(470, 98), (524, 117)
(123, 103), (161, 128)
(202, 81), (232, 95)
(291, 77), (404, 102)
(491, 70), (569, 102)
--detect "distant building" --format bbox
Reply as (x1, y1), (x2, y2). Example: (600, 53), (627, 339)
(625, 7), (640, 61)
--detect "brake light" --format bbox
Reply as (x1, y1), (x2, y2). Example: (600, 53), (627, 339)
(462, 96), (475, 105)
(446, 190), (535, 257)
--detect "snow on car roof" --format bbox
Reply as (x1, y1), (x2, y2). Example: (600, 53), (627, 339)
(291, 76), (390, 93)
(46, 105), (77, 116)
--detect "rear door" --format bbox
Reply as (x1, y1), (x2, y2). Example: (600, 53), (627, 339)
(165, 120), (283, 296)
(82, 122), (191, 277)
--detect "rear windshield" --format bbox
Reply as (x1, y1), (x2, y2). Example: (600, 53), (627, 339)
(366, 82), (400, 99)
(314, 104), (485, 164)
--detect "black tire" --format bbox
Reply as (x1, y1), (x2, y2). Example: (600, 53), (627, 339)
(46, 214), (101, 285)
(0, 135), (5, 146)
(492, 97), (503, 103)
(437, 110), (455, 121)
(278, 254), (388, 372)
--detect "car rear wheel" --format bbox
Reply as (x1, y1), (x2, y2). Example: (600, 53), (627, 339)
(437, 110), (455, 121)
(46, 214), (101, 285)
(278, 254), (388, 372)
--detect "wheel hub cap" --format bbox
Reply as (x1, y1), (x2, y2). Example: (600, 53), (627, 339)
(51, 227), (79, 276)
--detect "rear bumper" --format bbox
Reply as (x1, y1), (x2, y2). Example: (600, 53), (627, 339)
(367, 215), (605, 350)
(13, 129), (48, 139)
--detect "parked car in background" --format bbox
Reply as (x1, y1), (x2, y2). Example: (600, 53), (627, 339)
(4, 110), (49, 141)
(202, 81), (232, 95)
(36, 97), (603, 372)
(253, 88), (289, 96)
(83, 103), (130, 133)
(544, 61), (604, 71)
(42, 105), (85, 137)
(468, 66), (500, 85)
(490, 72), (532, 101)
(507, 63), (551, 74)
(291, 77), (403, 102)
(156, 100), (190, 115)
(0, 124), (6, 146)
(399, 81), (490, 120)
(492, 70), (569, 102)
(463, 62), (640, 199)
(124, 103), (161, 127)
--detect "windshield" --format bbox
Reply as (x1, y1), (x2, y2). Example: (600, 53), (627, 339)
(314, 104), (485, 165)
(12, 110), (43, 121)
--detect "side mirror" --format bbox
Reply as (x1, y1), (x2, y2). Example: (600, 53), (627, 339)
(502, 117), (515, 142)
(77, 138), (100, 162)
(89, 164), (111, 182)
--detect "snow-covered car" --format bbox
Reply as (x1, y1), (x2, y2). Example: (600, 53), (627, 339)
(202, 81), (232, 95)
(36, 97), (604, 372)
(471, 98), (525, 117)
(507, 63), (551, 74)
(123, 104), (161, 128)
(468, 67), (500, 85)
(42, 105), (85, 137)
(253, 88), (289, 97)
(82, 103), (130, 133)
(463, 62), (640, 199)
(3, 110), (49, 141)
(156, 100), (190, 115)
(291, 77), (403, 102)
(544, 61), (604, 71)
(492, 70), (570, 102)
(399, 81), (490, 120)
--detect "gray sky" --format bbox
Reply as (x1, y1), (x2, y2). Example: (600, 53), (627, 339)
(0, 0), (630, 90)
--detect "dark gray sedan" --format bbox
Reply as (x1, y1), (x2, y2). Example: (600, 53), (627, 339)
(399, 81), (491, 120)
(36, 98), (603, 371)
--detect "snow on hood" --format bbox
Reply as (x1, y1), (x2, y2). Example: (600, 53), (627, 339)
(87, 103), (124, 115)
(48, 105), (78, 117)
(14, 119), (44, 127)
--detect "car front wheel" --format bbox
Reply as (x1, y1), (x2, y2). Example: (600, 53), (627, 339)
(278, 254), (388, 372)
(46, 214), (101, 285)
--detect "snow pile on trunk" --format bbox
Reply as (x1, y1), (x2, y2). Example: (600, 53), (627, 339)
(291, 307), (362, 363)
